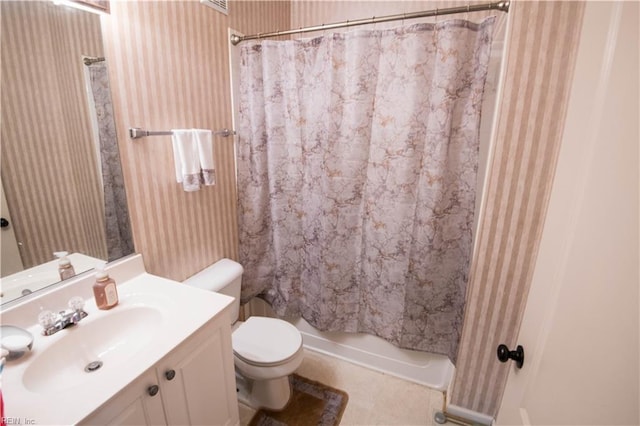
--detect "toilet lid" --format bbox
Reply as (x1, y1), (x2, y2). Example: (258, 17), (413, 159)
(232, 317), (302, 366)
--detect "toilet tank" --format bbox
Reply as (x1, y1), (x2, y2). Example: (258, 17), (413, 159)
(183, 258), (243, 324)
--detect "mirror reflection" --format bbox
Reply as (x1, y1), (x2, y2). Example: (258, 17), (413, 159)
(0, 1), (133, 305)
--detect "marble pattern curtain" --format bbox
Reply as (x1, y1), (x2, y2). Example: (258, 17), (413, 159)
(237, 18), (495, 361)
(87, 62), (134, 261)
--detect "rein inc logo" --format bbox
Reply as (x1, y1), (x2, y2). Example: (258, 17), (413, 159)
(2, 418), (35, 425)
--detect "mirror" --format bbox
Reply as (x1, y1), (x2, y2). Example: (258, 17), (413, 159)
(0, 1), (133, 306)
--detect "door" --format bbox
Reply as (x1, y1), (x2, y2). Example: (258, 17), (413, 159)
(1, 178), (24, 276)
(496, 2), (639, 425)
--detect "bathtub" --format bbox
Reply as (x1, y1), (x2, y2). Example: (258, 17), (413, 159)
(242, 299), (454, 391)
(289, 318), (454, 391)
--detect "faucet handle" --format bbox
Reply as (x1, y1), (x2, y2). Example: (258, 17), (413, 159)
(38, 310), (57, 329)
(68, 296), (85, 312)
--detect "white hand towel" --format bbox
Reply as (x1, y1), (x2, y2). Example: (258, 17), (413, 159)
(194, 129), (215, 186)
(171, 129), (201, 192)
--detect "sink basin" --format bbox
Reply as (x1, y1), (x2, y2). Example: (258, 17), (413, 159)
(22, 306), (163, 394)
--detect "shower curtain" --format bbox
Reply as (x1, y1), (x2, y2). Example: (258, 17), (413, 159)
(87, 62), (134, 262)
(237, 18), (495, 361)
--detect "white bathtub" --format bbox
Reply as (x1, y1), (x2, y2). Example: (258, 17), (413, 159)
(289, 317), (454, 391)
(243, 299), (454, 391)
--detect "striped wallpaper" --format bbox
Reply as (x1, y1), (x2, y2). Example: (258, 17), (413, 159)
(451, 0), (586, 417)
(1, 1), (107, 268)
(100, 1), (290, 281)
(3, 0), (585, 417)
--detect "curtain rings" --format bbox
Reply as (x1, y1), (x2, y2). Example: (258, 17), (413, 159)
(434, 7), (439, 54)
(465, 4), (471, 27)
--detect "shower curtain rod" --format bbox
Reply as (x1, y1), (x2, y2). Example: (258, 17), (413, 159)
(230, 1), (509, 45)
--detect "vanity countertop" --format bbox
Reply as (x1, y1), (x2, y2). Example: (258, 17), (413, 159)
(1, 255), (234, 425)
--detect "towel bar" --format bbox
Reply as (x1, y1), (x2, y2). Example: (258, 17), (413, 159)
(129, 128), (235, 140)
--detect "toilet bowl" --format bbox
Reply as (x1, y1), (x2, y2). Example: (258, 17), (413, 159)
(184, 259), (304, 410)
(233, 316), (304, 409)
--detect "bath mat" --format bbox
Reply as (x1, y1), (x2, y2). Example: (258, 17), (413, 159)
(248, 374), (348, 426)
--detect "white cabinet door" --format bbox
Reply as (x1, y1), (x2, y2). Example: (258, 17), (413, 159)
(79, 369), (167, 426)
(158, 320), (239, 426)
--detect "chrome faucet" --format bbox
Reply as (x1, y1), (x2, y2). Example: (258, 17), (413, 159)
(38, 297), (88, 336)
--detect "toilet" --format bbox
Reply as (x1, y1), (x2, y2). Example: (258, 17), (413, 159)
(184, 259), (304, 411)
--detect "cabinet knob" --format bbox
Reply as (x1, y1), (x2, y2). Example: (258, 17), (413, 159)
(0, 218), (9, 228)
(165, 369), (176, 381)
(147, 385), (159, 396)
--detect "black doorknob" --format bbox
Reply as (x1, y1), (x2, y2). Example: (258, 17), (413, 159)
(497, 344), (525, 369)
(148, 385), (159, 396)
(0, 218), (9, 228)
(165, 369), (176, 380)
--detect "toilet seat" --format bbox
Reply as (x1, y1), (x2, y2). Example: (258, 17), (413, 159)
(232, 317), (303, 367)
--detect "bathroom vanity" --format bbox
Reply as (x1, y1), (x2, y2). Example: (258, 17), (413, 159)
(0, 254), (240, 425)
(81, 317), (236, 425)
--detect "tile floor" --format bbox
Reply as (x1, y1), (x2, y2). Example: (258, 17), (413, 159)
(239, 348), (446, 425)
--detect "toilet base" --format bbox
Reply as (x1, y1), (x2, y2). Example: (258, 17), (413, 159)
(236, 371), (292, 411)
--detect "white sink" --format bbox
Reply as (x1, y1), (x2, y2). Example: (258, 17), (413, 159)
(22, 306), (163, 394)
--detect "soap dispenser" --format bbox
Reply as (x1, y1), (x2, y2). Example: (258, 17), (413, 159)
(54, 251), (75, 280)
(93, 263), (118, 310)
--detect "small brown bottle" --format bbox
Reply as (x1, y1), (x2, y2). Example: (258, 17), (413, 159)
(93, 268), (119, 310)
(54, 252), (76, 280)
(58, 258), (76, 280)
